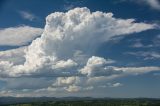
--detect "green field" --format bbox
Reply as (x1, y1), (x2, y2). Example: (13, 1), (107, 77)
(8, 99), (160, 106)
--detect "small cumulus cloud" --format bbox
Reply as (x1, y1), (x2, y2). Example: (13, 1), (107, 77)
(107, 82), (123, 87)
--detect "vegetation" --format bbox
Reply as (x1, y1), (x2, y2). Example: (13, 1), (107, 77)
(7, 99), (160, 106)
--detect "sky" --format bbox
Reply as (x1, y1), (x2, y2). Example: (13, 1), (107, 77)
(0, 0), (160, 98)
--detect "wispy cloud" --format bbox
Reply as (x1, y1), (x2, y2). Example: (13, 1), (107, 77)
(19, 11), (38, 21)
(63, 0), (84, 11)
(130, 39), (154, 48)
(0, 26), (43, 46)
(144, 0), (160, 10)
(130, 34), (160, 48)
(131, 41), (144, 48)
(125, 51), (160, 60)
(118, 0), (160, 11)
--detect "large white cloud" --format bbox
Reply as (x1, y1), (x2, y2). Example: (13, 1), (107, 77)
(0, 7), (158, 77)
(0, 26), (43, 46)
(0, 7), (159, 95)
(10, 7), (155, 77)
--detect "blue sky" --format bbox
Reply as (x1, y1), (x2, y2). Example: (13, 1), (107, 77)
(0, 0), (160, 98)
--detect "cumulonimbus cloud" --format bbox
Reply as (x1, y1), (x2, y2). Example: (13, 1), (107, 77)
(0, 7), (159, 95)
(0, 7), (158, 77)
(14, 7), (156, 77)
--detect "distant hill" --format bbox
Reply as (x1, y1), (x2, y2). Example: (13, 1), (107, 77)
(0, 97), (159, 105)
(0, 97), (56, 105)
(0, 97), (95, 105)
